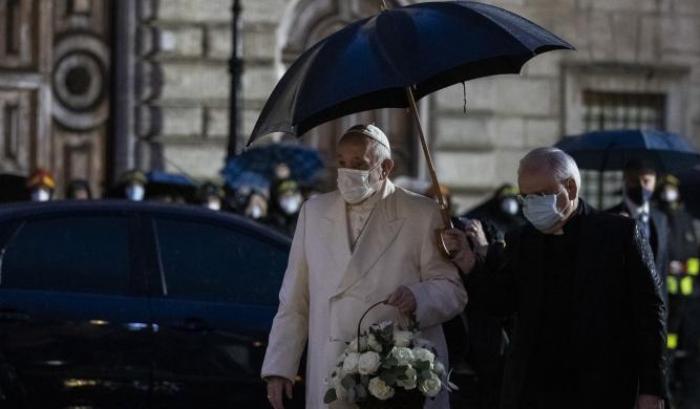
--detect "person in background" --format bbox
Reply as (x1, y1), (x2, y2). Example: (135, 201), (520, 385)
(656, 175), (700, 409)
(198, 181), (225, 211)
(65, 179), (92, 200)
(244, 188), (270, 222)
(269, 179), (304, 236)
(465, 184), (527, 241)
(117, 170), (147, 202)
(607, 159), (670, 294)
(444, 147), (666, 409)
(26, 169), (55, 202)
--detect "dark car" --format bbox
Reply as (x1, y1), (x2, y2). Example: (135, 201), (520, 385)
(0, 200), (304, 409)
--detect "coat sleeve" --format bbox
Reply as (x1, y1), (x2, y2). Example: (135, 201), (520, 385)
(260, 204), (310, 382)
(407, 206), (468, 328)
(625, 220), (667, 397)
(464, 230), (519, 318)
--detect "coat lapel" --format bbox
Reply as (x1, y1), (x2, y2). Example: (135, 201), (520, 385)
(332, 183), (406, 298)
(320, 193), (352, 277)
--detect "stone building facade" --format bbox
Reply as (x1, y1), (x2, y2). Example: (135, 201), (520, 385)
(144, 0), (700, 211)
(1, 0), (698, 208)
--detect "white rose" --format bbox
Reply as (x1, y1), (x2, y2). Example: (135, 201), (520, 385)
(367, 333), (383, 352)
(412, 347), (435, 365)
(342, 352), (360, 374)
(358, 351), (382, 375)
(419, 373), (442, 398)
(393, 330), (413, 347)
(390, 346), (415, 366)
(396, 366), (418, 390)
(368, 377), (395, 401)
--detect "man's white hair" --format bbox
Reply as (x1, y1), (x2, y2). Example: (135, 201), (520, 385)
(340, 124), (392, 164)
(520, 147), (581, 191)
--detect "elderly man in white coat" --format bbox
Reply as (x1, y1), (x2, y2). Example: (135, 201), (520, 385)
(262, 124), (468, 409)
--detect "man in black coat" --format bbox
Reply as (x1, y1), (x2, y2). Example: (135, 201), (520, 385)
(607, 159), (670, 293)
(443, 147), (667, 409)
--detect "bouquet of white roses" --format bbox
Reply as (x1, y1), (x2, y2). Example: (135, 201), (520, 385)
(324, 319), (457, 409)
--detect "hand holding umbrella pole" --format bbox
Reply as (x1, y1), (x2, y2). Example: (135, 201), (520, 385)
(405, 87), (456, 258)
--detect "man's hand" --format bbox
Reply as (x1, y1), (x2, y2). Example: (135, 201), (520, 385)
(461, 218), (488, 250)
(266, 376), (293, 409)
(386, 286), (417, 315)
(635, 394), (664, 409)
(441, 228), (477, 273)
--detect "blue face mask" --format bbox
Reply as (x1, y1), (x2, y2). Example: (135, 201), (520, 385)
(522, 190), (568, 232)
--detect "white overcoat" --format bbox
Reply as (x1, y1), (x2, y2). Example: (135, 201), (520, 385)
(261, 181), (468, 409)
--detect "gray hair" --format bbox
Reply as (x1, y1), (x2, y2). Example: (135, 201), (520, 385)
(368, 138), (392, 164)
(520, 147), (581, 191)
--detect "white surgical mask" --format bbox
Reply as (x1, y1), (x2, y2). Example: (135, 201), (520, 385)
(279, 194), (302, 215)
(337, 164), (383, 204)
(522, 190), (569, 233)
(661, 187), (679, 203)
(206, 198), (222, 211)
(126, 183), (145, 201)
(248, 205), (264, 219)
(31, 188), (51, 202)
(500, 197), (520, 216)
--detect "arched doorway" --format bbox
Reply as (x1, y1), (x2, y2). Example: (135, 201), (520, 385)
(277, 0), (425, 189)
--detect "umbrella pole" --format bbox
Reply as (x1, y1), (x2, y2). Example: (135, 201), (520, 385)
(405, 87), (454, 231)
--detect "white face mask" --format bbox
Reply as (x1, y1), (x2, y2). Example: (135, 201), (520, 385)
(279, 194), (302, 215)
(248, 205), (264, 219)
(31, 188), (51, 202)
(661, 187), (679, 203)
(126, 183), (145, 201)
(337, 164), (383, 205)
(206, 198), (222, 211)
(500, 197), (520, 216)
(522, 190), (570, 233)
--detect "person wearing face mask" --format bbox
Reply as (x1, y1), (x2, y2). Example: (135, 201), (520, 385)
(198, 181), (225, 211)
(607, 159), (671, 298)
(442, 147), (667, 409)
(244, 189), (270, 222)
(26, 169), (56, 202)
(465, 184), (527, 242)
(262, 124), (467, 409)
(116, 170), (148, 202)
(269, 179), (304, 236)
(655, 175), (700, 409)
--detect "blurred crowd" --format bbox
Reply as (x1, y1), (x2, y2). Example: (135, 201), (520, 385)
(0, 163), (316, 237)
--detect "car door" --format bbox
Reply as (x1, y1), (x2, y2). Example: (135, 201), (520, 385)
(0, 212), (153, 409)
(146, 215), (304, 409)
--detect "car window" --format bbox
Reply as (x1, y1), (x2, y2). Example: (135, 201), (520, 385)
(0, 216), (131, 295)
(154, 219), (288, 305)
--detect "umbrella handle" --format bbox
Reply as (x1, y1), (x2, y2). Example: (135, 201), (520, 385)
(405, 87), (456, 258)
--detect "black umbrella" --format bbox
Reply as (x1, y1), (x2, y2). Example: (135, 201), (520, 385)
(556, 129), (700, 208)
(248, 0), (573, 229)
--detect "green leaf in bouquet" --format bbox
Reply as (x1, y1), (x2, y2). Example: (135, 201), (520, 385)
(414, 361), (431, 372)
(383, 356), (399, 367)
(341, 375), (357, 390)
(355, 383), (368, 401)
(323, 388), (337, 404)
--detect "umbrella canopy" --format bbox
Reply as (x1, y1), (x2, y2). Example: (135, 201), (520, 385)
(224, 171), (271, 193)
(222, 143), (324, 186)
(145, 170), (198, 203)
(555, 129), (700, 173)
(248, 0), (573, 143)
